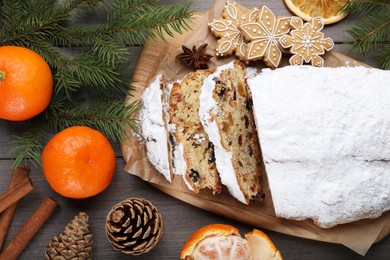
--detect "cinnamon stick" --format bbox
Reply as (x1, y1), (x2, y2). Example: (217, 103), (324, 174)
(0, 177), (33, 214)
(0, 166), (30, 251)
(0, 197), (58, 260)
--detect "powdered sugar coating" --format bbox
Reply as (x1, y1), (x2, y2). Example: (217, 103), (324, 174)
(140, 75), (171, 182)
(248, 66), (390, 227)
(199, 61), (247, 204)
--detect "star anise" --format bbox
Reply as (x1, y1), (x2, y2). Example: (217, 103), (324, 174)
(175, 43), (213, 70)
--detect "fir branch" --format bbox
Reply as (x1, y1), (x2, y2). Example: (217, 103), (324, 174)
(8, 123), (48, 169)
(125, 2), (193, 43)
(376, 44), (390, 70)
(0, 1), (64, 45)
(54, 68), (84, 98)
(342, 0), (390, 15)
(107, 0), (157, 23)
(346, 10), (390, 55)
(55, 0), (106, 17)
(46, 100), (141, 141)
(0, 0), (26, 32)
(71, 51), (123, 89)
(26, 0), (54, 18)
(70, 1), (193, 46)
(92, 38), (130, 67)
(344, 0), (390, 69)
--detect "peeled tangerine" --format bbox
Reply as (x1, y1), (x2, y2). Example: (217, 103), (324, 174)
(180, 224), (283, 260)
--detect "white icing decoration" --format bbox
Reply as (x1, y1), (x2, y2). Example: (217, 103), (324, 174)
(226, 1), (238, 20)
(240, 6), (291, 68)
(219, 40), (234, 54)
(249, 8), (259, 21)
(209, 1), (259, 59)
(210, 20), (231, 32)
(279, 17), (334, 66)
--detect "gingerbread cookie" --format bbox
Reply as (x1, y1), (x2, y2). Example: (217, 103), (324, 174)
(279, 17), (334, 67)
(208, 1), (259, 60)
(240, 5), (291, 69)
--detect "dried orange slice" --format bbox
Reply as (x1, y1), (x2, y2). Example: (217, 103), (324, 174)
(284, 0), (349, 25)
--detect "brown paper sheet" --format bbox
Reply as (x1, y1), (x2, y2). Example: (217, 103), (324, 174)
(121, 0), (390, 255)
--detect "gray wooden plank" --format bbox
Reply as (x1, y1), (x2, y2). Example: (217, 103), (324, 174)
(332, 44), (381, 68)
(1, 160), (388, 259)
(1, 0), (389, 259)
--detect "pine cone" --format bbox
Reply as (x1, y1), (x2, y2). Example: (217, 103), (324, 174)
(105, 198), (163, 255)
(45, 212), (93, 260)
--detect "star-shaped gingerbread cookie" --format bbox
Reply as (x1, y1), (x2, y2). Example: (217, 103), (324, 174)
(239, 5), (291, 69)
(279, 17), (334, 67)
(209, 1), (259, 60)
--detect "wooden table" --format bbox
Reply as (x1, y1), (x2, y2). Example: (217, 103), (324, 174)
(0, 0), (388, 259)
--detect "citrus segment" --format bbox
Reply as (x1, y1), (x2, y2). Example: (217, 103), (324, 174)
(0, 46), (53, 121)
(191, 235), (251, 259)
(180, 224), (240, 259)
(180, 224), (283, 260)
(42, 126), (116, 199)
(284, 0), (348, 25)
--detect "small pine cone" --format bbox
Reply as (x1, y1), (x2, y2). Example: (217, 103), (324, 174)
(45, 212), (93, 259)
(105, 198), (163, 255)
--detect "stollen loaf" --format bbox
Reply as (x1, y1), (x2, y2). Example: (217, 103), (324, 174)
(248, 65), (390, 228)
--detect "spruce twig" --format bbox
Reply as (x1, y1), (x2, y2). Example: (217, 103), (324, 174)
(346, 11), (390, 54)
(342, 0), (390, 15)
(46, 100), (141, 142)
(8, 124), (48, 169)
(343, 0), (390, 69)
(377, 45), (390, 69)
(0, 0), (193, 168)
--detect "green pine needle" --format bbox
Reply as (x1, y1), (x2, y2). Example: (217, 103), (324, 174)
(46, 100), (141, 142)
(376, 44), (390, 70)
(342, 0), (390, 15)
(344, 0), (390, 70)
(0, 0), (193, 168)
(346, 10), (390, 55)
(8, 124), (48, 169)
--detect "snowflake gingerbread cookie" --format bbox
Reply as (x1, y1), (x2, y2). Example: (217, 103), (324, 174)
(239, 5), (291, 69)
(279, 17), (334, 67)
(208, 1), (259, 60)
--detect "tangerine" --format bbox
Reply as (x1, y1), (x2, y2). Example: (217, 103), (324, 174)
(284, 0), (348, 25)
(0, 46), (53, 121)
(180, 224), (283, 259)
(42, 126), (116, 199)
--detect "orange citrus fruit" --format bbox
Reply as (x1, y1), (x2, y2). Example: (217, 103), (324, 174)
(245, 229), (283, 260)
(0, 46), (53, 121)
(284, 0), (349, 25)
(42, 126), (116, 199)
(180, 224), (283, 259)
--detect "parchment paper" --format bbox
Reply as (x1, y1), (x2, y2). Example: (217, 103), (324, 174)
(121, 0), (390, 255)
